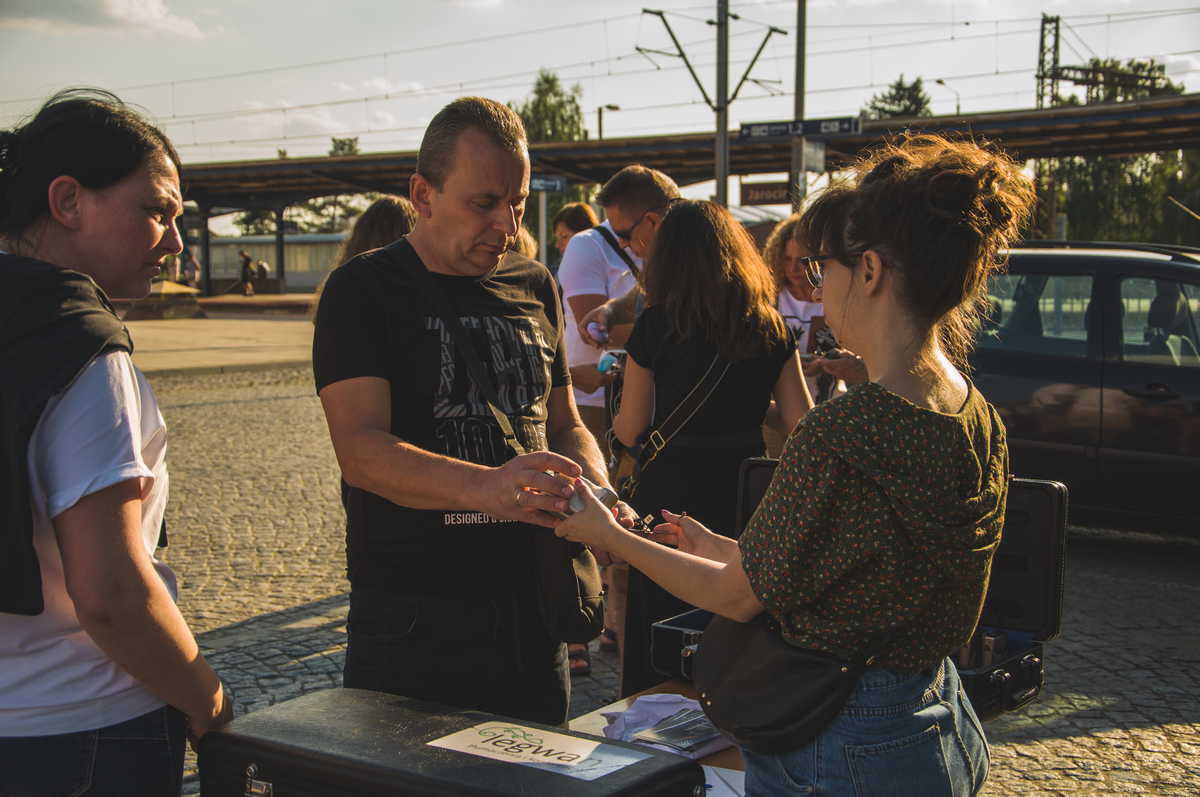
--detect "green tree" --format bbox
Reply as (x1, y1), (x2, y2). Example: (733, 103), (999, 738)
(1048, 58), (1196, 243)
(862, 74), (932, 120)
(512, 70), (586, 143)
(510, 69), (592, 263)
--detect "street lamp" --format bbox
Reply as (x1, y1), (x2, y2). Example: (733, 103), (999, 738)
(934, 79), (961, 116)
(597, 104), (620, 140)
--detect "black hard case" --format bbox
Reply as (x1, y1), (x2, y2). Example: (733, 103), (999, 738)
(198, 688), (704, 797)
(650, 458), (1068, 721)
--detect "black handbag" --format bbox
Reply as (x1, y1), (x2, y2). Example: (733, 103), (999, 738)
(382, 242), (605, 645)
(693, 612), (882, 755)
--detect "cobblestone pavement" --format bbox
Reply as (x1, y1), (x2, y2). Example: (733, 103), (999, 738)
(150, 366), (1199, 796)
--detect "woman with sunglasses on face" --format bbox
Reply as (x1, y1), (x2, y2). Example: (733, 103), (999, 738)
(556, 135), (1035, 795)
(610, 199), (812, 697)
(0, 90), (231, 796)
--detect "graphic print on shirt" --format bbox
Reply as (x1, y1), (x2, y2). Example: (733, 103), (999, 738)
(427, 314), (552, 464)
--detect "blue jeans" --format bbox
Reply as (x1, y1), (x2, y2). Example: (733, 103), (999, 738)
(743, 658), (989, 796)
(0, 706), (186, 797)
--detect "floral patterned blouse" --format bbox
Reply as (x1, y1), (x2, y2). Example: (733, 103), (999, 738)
(739, 380), (1009, 671)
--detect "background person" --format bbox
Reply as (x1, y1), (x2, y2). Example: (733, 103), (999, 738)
(0, 88), (231, 797)
(611, 199), (811, 696)
(551, 201), (597, 257)
(551, 198), (618, 676)
(237, 248), (255, 296)
(556, 169), (674, 667)
(311, 194), (417, 322)
(556, 133), (1036, 795)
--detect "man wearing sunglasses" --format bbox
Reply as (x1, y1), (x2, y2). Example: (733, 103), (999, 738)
(575, 167), (681, 349)
(557, 164), (680, 661)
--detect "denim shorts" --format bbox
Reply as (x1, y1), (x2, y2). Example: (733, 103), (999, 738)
(742, 658), (989, 796)
(0, 705), (186, 797)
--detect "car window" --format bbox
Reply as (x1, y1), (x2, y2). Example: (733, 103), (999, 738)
(1119, 277), (1200, 368)
(979, 273), (1094, 358)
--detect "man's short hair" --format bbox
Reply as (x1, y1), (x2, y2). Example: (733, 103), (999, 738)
(595, 165), (681, 213)
(416, 97), (528, 190)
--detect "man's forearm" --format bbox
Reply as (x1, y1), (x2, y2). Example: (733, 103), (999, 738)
(339, 427), (494, 510)
(550, 421), (609, 489)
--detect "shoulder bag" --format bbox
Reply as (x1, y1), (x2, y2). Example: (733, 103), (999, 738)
(381, 242), (605, 644)
(693, 613), (892, 754)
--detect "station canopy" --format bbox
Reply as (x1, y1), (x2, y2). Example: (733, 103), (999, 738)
(182, 92), (1200, 212)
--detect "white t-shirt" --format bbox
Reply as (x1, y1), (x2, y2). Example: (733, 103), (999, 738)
(0, 351), (174, 736)
(556, 220), (640, 408)
(777, 289), (836, 400)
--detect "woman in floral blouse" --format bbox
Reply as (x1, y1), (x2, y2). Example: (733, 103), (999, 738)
(557, 133), (1036, 796)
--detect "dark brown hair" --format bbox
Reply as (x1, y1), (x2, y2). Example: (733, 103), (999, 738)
(595, 164), (680, 214)
(552, 201), (598, 233)
(0, 88), (180, 243)
(644, 200), (787, 360)
(798, 134), (1036, 366)
(416, 97), (527, 190)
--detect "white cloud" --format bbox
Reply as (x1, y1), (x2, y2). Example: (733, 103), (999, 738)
(0, 0), (203, 38)
(1165, 55), (1199, 77)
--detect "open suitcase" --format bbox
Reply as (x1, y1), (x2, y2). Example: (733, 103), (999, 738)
(651, 458), (1068, 721)
(198, 688), (705, 796)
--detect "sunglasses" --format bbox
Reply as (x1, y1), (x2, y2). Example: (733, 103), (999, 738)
(612, 198), (685, 243)
(800, 255), (832, 289)
(612, 208), (651, 243)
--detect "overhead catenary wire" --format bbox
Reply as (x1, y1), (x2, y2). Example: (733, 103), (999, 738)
(161, 10), (1199, 131)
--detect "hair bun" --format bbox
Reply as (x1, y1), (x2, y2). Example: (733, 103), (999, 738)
(923, 169), (975, 222)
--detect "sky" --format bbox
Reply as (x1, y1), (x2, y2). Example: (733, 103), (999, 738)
(1, 0), (1197, 213)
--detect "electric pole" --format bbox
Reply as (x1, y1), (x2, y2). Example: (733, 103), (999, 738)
(640, 7), (785, 207)
(789, 0), (806, 210)
(715, 0), (730, 205)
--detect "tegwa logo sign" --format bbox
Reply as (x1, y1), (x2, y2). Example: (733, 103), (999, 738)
(475, 725), (581, 763)
(428, 721), (600, 768)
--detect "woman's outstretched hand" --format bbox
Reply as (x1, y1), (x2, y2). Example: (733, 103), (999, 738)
(648, 509), (724, 560)
(554, 478), (627, 551)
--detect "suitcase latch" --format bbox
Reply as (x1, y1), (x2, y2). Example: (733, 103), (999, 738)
(244, 764), (273, 797)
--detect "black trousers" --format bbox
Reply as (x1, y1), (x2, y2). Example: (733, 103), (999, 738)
(342, 590), (569, 726)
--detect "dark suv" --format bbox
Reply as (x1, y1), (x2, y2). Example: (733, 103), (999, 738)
(971, 242), (1200, 537)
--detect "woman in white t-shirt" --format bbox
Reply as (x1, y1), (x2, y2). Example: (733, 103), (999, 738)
(762, 216), (868, 454)
(0, 89), (230, 796)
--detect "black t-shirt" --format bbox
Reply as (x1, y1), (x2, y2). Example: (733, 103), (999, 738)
(312, 240), (570, 595)
(625, 304), (794, 437)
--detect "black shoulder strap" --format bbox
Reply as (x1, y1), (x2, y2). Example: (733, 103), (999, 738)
(378, 241), (527, 458)
(632, 353), (731, 475)
(592, 225), (640, 280)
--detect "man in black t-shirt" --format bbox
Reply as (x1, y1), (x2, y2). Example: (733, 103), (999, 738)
(312, 97), (615, 725)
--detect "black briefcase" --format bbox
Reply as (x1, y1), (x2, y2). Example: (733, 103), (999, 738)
(955, 477), (1067, 719)
(198, 688), (705, 796)
(651, 458), (1068, 721)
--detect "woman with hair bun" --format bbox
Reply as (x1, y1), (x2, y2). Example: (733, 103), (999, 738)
(556, 134), (1036, 795)
(0, 89), (230, 796)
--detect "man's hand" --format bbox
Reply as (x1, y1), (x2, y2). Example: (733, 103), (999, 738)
(477, 451), (583, 527)
(577, 302), (614, 350)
